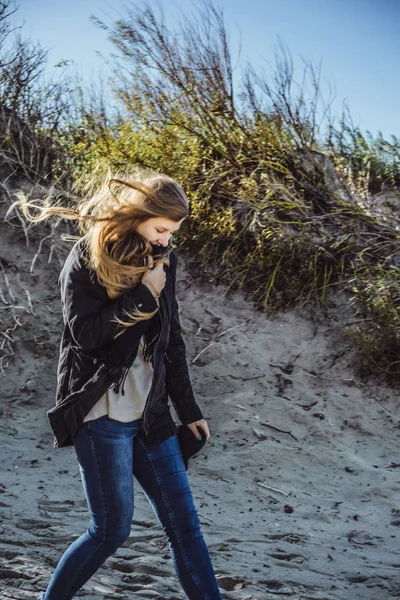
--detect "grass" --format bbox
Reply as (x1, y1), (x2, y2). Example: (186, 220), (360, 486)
(3, 0), (400, 383)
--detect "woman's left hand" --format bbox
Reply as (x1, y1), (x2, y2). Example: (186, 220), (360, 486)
(186, 419), (210, 441)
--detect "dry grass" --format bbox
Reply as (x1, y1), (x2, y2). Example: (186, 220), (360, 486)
(1, 0), (399, 383)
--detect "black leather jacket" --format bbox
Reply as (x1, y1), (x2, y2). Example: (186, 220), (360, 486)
(48, 238), (203, 448)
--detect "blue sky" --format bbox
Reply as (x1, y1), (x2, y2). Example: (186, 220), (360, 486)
(15, 0), (400, 139)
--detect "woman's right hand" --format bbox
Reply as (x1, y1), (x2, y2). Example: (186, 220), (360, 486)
(142, 261), (166, 299)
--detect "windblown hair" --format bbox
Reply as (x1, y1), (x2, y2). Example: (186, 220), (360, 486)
(7, 167), (189, 332)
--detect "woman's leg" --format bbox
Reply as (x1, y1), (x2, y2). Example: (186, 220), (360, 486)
(42, 416), (139, 600)
(133, 434), (222, 600)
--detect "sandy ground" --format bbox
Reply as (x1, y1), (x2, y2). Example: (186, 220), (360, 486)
(1, 203), (400, 600)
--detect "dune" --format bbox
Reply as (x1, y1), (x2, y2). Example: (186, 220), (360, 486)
(1, 185), (399, 600)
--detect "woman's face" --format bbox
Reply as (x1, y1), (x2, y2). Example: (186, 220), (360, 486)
(136, 217), (184, 247)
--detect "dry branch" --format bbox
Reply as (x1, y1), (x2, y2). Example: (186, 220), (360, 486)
(256, 482), (289, 497)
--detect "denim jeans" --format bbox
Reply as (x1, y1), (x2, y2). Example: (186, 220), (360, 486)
(40, 415), (222, 600)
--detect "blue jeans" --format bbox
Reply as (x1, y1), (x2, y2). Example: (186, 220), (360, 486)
(41, 415), (222, 600)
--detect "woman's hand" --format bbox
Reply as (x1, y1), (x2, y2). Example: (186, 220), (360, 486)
(142, 260), (166, 298)
(186, 419), (210, 441)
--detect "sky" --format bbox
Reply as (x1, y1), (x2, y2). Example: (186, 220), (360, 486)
(13, 0), (400, 139)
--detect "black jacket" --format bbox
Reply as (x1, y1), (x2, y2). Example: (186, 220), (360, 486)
(48, 238), (203, 448)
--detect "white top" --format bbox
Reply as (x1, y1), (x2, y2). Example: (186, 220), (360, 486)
(84, 336), (154, 423)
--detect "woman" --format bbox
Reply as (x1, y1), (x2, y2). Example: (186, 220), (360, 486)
(10, 169), (222, 600)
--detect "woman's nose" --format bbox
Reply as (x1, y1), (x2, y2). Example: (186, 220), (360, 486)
(159, 235), (171, 247)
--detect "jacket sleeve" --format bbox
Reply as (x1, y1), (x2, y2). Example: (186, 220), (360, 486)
(59, 245), (159, 351)
(165, 254), (204, 425)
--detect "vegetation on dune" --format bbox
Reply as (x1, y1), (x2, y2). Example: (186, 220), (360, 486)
(0, 1), (73, 182)
(1, 0), (399, 382)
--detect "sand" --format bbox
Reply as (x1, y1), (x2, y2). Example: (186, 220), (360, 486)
(1, 199), (400, 600)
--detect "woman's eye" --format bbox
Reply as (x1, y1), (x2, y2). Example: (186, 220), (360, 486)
(156, 229), (165, 234)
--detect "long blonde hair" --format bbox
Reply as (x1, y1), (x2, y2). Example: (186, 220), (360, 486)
(7, 167), (189, 332)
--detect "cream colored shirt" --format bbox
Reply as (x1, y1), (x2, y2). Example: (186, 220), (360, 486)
(84, 336), (154, 423)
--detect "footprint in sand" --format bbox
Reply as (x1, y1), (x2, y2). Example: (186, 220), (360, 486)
(0, 568), (33, 580)
(263, 532), (309, 544)
(269, 551), (307, 564)
(16, 518), (53, 531)
(38, 499), (76, 512)
(215, 574), (248, 591)
(256, 578), (297, 595)
(111, 559), (172, 578)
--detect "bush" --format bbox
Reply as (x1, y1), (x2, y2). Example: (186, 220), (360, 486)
(5, 0), (400, 383)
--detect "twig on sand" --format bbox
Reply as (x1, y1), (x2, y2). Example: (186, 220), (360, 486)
(192, 342), (215, 363)
(1, 331), (14, 343)
(48, 241), (55, 264)
(0, 315), (22, 375)
(260, 421), (298, 441)
(1, 182), (30, 247)
(192, 322), (247, 363)
(230, 373), (266, 381)
(0, 265), (15, 303)
(13, 315), (22, 327)
(257, 482), (289, 497)
(215, 322), (246, 338)
(30, 232), (53, 273)
(25, 289), (34, 314)
(192, 320), (248, 365)
(300, 367), (355, 384)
